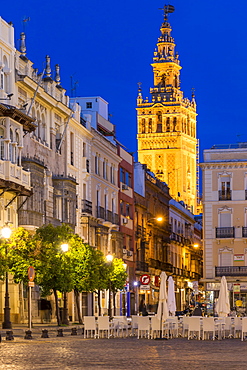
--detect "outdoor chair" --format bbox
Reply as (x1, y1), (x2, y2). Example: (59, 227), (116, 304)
(241, 317), (247, 341)
(223, 317), (233, 338)
(202, 317), (215, 340)
(182, 316), (190, 338)
(113, 316), (129, 337)
(131, 315), (138, 336)
(84, 316), (97, 338)
(188, 317), (201, 340)
(137, 316), (150, 339)
(233, 317), (242, 338)
(166, 316), (179, 338)
(97, 316), (111, 339)
(150, 316), (161, 339)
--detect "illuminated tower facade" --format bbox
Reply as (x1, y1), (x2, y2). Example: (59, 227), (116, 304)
(137, 6), (198, 213)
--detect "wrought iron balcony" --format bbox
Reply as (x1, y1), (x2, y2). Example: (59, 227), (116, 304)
(113, 213), (119, 225)
(219, 190), (231, 201)
(216, 227), (235, 238)
(215, 266), (247, 277)
(96, 206), (105, 219)
(136, 261), (149, 272)
(81, 199), (92, 214)
(106, 210), (113, 223)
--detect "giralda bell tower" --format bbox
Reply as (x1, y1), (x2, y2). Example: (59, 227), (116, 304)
(137, 5), (198, 213)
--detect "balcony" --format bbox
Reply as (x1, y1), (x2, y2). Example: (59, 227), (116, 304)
(215, 266), (247, 277)
(136, 225), (146, 239)
(136, 261), (149, 272)
(219, 190), (231, 201)
(106, 210), (113, 223)
(113, 213), (119, 225)
(216, 227), (235, 238)
(81, 199), (92, 214)
(96, 206), (105, 219)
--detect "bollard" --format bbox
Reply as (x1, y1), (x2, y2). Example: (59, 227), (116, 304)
(24, 330), (32, 340)
(71, 327), (77, 336)
(57, 328), (63, 337)
(6, 331), (14, 341)
(41, 329), (49, 338)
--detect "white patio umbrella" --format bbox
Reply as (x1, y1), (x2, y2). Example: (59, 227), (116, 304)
(157, 271), (169, 322)
(167, 276), (176, 316)
(215, 276), (230, 317)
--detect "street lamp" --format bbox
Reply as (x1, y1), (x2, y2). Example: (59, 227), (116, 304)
(1, 226), (12, 329)
(106, 252), (113, 318)
(61, 243), (69, 325)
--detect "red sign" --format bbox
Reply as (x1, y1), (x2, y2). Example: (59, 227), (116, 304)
(140, 274), (150, 285)
(28, 266), (35, 282)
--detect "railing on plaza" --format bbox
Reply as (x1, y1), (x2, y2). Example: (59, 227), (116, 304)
(216, 227), (235, 238)
(215, 266), (247, 277)
(218, 190), (231, 201)
(81, 199), (92, 214)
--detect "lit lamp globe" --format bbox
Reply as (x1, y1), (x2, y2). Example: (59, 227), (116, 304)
(1, 226), (12, 239)
(193, 244), (199, 248)
(61, 243), (69, 253)
(123, 263), (127, 270)
(106, 253), (113, 263)
(156, 217), (163, 222)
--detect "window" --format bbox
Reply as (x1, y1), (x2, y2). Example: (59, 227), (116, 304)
(70, 132), (74, 165)
(95, 154), (100, 175)
(86, 102), (92, 109)
(103, 159), (107, 180)
(120, 200), (124, 215)
(120, 168), (125, 183)
(83, 142), (86, 157)
(126, 203), (131, 218)
(110, 165), (115, 184)
(219, 176), (231, 200)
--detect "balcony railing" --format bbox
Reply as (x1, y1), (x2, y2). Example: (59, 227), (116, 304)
(113, 213), (119, 225)
(243, 227), (247, 237)
(106, 210), (113, 223)
(216, 227), (235, 238)
(215, 266), (247, 277)
(81, 199), (92, 214)
(136, 261), (149, 272)
(219, 190), (231, 201)
(96, 206), (105, 219)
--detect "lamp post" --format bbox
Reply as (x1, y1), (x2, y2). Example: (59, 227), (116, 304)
(61, 243), (69, 325)
(106, 252), (113, 318)
(1, 226), (12, 329)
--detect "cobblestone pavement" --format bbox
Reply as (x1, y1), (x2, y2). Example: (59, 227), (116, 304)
(0, 331), (247, 370)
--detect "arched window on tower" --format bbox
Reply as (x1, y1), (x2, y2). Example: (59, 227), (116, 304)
(148, 119), (152, 133)
(141, 118), (145, 133)
(166, 117), (170, 132)
(156, 111), (162, 133)
(173, 117), (177, 132)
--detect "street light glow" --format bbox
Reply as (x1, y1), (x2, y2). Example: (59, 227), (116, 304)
(61, 243), (69, 252)
(106, 253), (113, 262)
(1, 226), (12, 239)
(156, 217), (163, 222)
(194, 243), (199, 248)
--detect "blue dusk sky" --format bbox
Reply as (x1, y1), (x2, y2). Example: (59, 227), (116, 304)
(1, 0), (246, 162)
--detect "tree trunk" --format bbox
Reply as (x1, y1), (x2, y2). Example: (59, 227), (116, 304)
(53, 288), (61, 326)
(97, 290), (101, 316)
(74, 289), (83, 324)
(113, 290), (116, 316)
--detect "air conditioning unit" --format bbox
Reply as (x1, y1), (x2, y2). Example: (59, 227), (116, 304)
(122, 217), (128, 224)
(122, 184), (129, 191)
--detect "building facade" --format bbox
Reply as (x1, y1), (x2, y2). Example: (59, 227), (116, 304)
(201, 143), (247, 315)
(136, 8), (198, 213)
(134, 162), (171, 313)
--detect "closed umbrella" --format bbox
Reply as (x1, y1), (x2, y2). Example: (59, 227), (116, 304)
(167, 276), (176, 316)
(215, 276), (230, 317)
(157, 271), (169, 322)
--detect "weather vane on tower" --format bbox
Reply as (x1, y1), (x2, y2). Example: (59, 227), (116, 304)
(160, 4), (175, 21)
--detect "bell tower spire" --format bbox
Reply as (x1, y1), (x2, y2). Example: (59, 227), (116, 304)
(137, 5), (198, 213)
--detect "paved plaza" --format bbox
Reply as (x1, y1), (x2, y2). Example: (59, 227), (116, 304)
(0, 329), (247, 370)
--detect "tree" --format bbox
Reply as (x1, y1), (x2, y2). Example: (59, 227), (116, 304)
(109, 258), (127, 316)
(34, 224), (74, 325)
